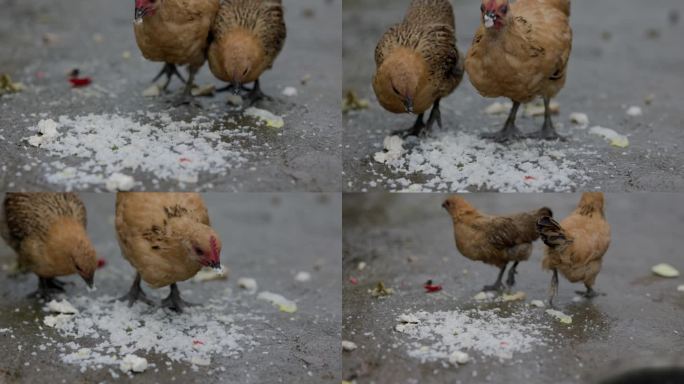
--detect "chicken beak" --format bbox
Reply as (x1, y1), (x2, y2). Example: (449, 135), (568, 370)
(403, 97), (414, 114)
(484, 12), (496, 28)
(135, 8), (146, 23)
(83, 275), (94, 289)
(442, 201), (449, 210)
(231, 82), (242, 95)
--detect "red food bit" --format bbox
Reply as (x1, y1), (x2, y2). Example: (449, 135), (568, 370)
(96, 258), (107, 268)
(349, 277), (358, 285)
(500, 341), (509, 347)
(524, 176), (536, 181)
(192, 339), (204, 345)
(69, 77), (92, 87)
(36, 71), (46, 79)
(179, 157), (191, 163)
(424, 280), (442, 293)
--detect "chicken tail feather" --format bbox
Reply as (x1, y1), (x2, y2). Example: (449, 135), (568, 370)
(537, 216), (570, 248)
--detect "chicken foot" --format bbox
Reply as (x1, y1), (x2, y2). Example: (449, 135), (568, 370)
(172, 66), (201, 108)
(481, 101), (523, 142)
(162, 283), (195, 313)
(394, 99), (443, 138)
(526, 97), (565, 141)
(505, 261), (520, 288)
(153, 63), (187, 92)
(243, 78), (273, 107)
(29, 277), (67, 300)
(575, 283), (600, 299)
(119, 273), (155, 307)
(548, 268), (559, 306)
(483, 263), (508, 291)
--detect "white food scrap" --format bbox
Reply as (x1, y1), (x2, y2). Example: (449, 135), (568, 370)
(342, 341), (358, 352)
(484, 101), (512, 115)
(651, 263), (680, 278)
(626, 106), (643, 117)
(44, 314), (75, 328)
(105, 173), (136, 192)
(119, 354), (148, 373)
(192, 265), (229, 282)
(530, 300), (545, 308)
(677, 285), (684, 292)
(589, 126), (629, 148)
(27, 119), (59, 147)
(569, 113), (589, 128)
(244, 107), (284, 128)
(294, 271), (311, 282)
(142, 84), (161, 97)
(473, 291), (496, 301)
(257, 291), (297, 313)
(373, 136), (405, 164)
(46, 299), (79, 314)
(502, 291), (526, 302)
(237, 277), (258, 293)
(448, 351), (470, 365)
(546, 309), (572, 324)
(281, 86), (298, 97)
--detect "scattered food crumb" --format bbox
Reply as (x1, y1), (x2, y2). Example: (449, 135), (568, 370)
(0, 74), (25, 95)
(27, 119), (59, 147)
(373, 135), (405, 164)
(342, 90), (369, 113)
(191, 84), (215, 97)
(626, 106), (643, 117)
(357, 261), (367, 271)
(448, 351), (470, 365)
(342, 341), (358, 352)
(237, 277), (258, 293)
(120, 354), (148, 373)
(589, 126), (630, 148)
(192, 265), (229, 282)
(502, 291), (526, 302)
(484, 101), (511, 115)
(281, 86), (298, 97)
(122, 51), (132, 60)
(46, 299), (79, 314)
(473, 291), (496, 301)
(244, 107), (285, 129)
(142, 84), (161, 97)
(524, 101), (560, 117)
(530, 300), (545, 308)
(651, 263), (679, 278)
(44, 314), (75, 328)
(569, 113), (589, 128)
(105, 173), (136, 192)
(257, 291), (297, 313)
(370, 282), (394, 298)
(546, 309), (572, 324)
(294, 271), (311, 283)
(677, 285), (684, 292)
(226, 94), (243, 106)
(68, 70), (92, 88)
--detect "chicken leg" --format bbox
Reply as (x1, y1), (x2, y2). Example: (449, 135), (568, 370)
(162, 283), (195, 313)
(30, 277), (67, 300)
(394, 99), (443, 138)
(171, 66), (202, 108)
(483, 263), (508, 291)
(119, 273), (155, 307)
(244, 78), (273, 107)
(506, 261), (520, 288)
(153, 63), (187, 92)
(526, 97), (565, 141)
(482, 101), (523, 142)
(548, 268), (559, 306)
(575, 283), (599, 299)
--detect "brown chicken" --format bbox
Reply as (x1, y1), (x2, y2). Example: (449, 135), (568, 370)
(0, 193), (97, 299)
(373, 0), (464, 138)
(134, 0), (220, 105)
(466, 0), (572, 142)
(442, 196), (552, 291)
(115, 193), (222, 313)
(208, 0), (286, 106)
(537, 192), (611, 305)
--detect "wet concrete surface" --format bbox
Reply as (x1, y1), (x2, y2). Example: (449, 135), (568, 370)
(343, 0), (684, 192)
(0, 193), (341, 384)
(342, 193), (684, 383)
(0, 0), (341, 192)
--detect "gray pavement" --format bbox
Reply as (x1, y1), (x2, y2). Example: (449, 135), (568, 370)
(0, 0), (341, 192)
(342, 193), (684, 384)
(0, 193), (341, 384)
(343, 0), (684, 192)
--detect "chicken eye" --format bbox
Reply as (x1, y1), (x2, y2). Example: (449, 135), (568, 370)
(75, 265), (83, 272)
(500, 5), (508, 14)
(194, 246), (204, 256)
(242, 68), (249, 76)
(391, 85), (400, 95)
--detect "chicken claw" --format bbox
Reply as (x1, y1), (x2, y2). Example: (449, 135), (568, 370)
(161, 283), (195, 313)
(394, 99), (443, 138)
(243, 79), (273, 107)
(525, 97), (566, 141)
(481, 101), (523, 143)
(575, 284), (600, 299)
(119, 273), (155, 307)
(506, 261), (520, 288)
(483, 264), (508, 292)
(152, 63), (187, 92)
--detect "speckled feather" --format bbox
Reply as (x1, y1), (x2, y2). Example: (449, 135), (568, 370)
(1, 193), (87, 252)
(465, 0), (572, 103)
(115, 192), (212, 288)
(375, 0), (463, 100)
(134, 0), (220, 69)
(210, 0), (286, 70)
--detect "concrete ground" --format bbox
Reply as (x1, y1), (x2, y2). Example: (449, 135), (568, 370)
(0, 193), (341, 384)
(342, 193), (684, 384)
(0, 0), (341, 192)
(343, 0), (684, 192)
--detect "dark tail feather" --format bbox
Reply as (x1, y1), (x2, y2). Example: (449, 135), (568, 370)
(536, 216), (569, 248)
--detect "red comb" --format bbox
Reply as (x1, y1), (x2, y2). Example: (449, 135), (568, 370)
(209, 236), (219, 259)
